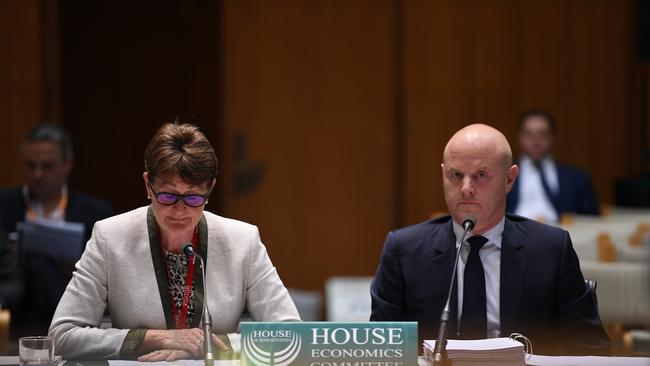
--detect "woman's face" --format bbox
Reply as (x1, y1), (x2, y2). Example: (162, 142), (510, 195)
(143, 172), (214, 235)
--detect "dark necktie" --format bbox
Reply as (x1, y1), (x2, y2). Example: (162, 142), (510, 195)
(460, 235), (489, 339)
(533, 160), (561, 217)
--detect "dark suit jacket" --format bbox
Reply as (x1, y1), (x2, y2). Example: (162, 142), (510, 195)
(506, 162), (600, 216)
(370, 214), (610, 356)
(0, 186), (112, 339)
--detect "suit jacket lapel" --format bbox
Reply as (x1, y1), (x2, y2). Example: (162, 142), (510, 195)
(555, 163), (571, 214)
(147, 206), (176, 329)
(146, 207), (209, 329)
(430, 219), (459, 336)
(190, 213), (208, 328)
(500, 217), (527, 335)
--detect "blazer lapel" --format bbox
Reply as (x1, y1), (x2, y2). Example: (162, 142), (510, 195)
(500, 217), (527, 335)
(146, 207), (210, 329)
(430, 220), (459, 336)
(555, 164), (571, 214)
(189, 213), (208, 328)
(147, 206), (176, 329)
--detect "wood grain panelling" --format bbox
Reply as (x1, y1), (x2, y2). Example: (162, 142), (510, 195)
(221, 1), (396, 289)
(635, 64), (650, 173)
(3, 0), (637, 294)
(0, 0), (44, 188)
(58, 1), (222, 214)
(402, 0), (634, 224)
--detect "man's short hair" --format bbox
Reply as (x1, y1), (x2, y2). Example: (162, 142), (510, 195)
(517, 109), (557, 136)
(25, 123), (74, 161)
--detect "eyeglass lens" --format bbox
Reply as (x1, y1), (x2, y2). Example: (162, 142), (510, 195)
(157, 193), (206, 207)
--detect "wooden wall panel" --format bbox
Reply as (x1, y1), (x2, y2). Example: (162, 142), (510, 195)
(0, 0), (44, 187)
(634, 64), (650, 174)
(221, 0), (396, 289)
(3, 0), (638, 294)
(402, 0), (634, 224)
(58, 1), (222, 214)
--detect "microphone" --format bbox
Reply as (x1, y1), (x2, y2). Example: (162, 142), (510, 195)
(182, 243), (214, 366)
(462, 215), (476, 231)
(433, 215), (476, 366)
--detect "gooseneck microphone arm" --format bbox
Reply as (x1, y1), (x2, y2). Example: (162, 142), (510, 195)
(183, 244), (214, 366)
(433, 215), (476, 366)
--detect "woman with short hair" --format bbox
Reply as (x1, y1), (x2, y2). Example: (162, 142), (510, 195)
(49, 123), (299, 361)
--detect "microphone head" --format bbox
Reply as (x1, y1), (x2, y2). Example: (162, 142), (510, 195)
(182, 243), (195, 256)
(462, 215), (477, 230)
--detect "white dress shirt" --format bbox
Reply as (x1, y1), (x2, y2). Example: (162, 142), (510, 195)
(22, 184), (67, 224)
(454, 217), (504, 338)
(514, 156), (559, 223)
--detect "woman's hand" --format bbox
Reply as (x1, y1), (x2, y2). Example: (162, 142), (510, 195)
(139, 328), (204, 357)
(211, 333), (230, 352)
(192, 333), (231, 355)
(138, 348), (193, 362)
(138, 328), (230, 361)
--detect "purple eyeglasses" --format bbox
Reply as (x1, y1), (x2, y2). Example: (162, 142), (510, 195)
(148, 181), (210, 207)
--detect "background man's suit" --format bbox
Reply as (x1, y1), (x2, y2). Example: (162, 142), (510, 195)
(506, 162), (600, 216)
(0, 186), (112, 339)
(370, 214), (610, 356)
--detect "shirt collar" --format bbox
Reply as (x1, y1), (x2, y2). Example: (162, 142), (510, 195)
(22, 184), (68, 221)
(520, 155), (555, 170)
(22, 183), (68, 203)
(452, 216), (505, 249)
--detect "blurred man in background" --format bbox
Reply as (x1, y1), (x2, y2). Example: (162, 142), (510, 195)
(0, 123), (112, 340)
(0, 223), (22, 310)
(506, 110), (600, 223)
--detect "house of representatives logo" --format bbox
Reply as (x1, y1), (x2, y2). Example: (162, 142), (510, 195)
(241, 322), (418, 366)
(243, 329), (302, 366)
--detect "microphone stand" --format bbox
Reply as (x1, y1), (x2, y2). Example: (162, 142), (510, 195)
(184, 245), (214, 366)
(433, 217), (475, 366)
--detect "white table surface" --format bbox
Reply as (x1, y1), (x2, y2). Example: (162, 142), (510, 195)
(418, 355), (650, 366)
(3, 355), (649, 366)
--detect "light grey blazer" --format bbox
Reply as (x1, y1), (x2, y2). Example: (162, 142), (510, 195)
(49, 206), (299, 359)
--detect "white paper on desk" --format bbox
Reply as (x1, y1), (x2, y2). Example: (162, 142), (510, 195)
(526, 354), (650, 366)
(424, 338), (525, 351)
(17, 220), (85, 260)
(423, 338), (525, 366)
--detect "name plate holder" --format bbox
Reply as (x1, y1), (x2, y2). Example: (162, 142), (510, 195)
(241, 322), (418, 366)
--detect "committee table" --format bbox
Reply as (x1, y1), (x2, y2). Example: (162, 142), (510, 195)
(2, 356), (650, 366)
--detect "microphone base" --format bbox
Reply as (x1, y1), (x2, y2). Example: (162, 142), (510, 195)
(433, 354), (452, 366)
(204, 356), (214, 366)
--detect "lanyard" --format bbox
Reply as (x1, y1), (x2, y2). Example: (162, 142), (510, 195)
(165, 227), (199, 329)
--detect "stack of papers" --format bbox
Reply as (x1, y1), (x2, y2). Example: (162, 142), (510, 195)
(423, 338), (525, 366)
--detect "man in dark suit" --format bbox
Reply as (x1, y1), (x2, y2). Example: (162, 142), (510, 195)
(370, 124), (610, 356)
(506, 110), (599, 223)
(0, 123), (112, 340)
(0, 224), (23, 311)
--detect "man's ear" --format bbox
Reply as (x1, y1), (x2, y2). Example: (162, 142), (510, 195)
(505, 164), (519, 193)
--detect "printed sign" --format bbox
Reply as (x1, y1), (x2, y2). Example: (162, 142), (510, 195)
(241, 322), (418, 366)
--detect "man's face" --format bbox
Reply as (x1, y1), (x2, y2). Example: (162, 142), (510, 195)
(518, 116), (554, 161)
(23, 141), (71, 200)
(442, 147), (518, 234)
